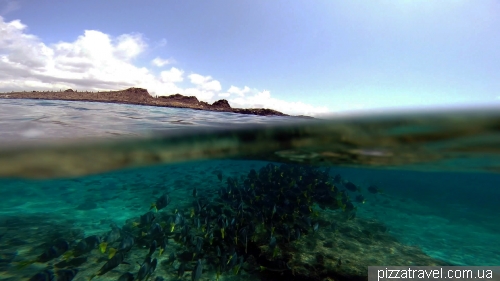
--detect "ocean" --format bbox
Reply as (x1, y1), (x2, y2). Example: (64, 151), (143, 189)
(0, 99), (499, 281)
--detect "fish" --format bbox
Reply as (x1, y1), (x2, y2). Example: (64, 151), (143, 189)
(355, 194), (365, 204)
(368, 185), (383, 194)
(177, 262), (186, 277)
(148, 223), (163, 237)
(166, 252), (176, 265)
(344, 181), (360, 192)
(55, 269), (78, 281)
(107, 247), (117, 259)
(269, 236), (277, 249)
(90, 252), (129, 280)
(313, 222), (319, 232)
(150, 193), (171, 212)
(54, 257), (87, 268)
(333, 174), (342, 183)
(117, 272), (134, 281)
(29, 269), (55, 281)
(192, 259), (203, 281)
(148, 240), (157, 256)
(18, 239), (70, 268)
(106, 224), (122, 242)
(193, 186), (198, 197)
(195, 236), (203, 253)
(217, 171), (223, 182)
(117, 235), (134, 252)
(136, 256), (153, 281)
(159, 237), (167, 255)
(139, 211), (156, 226)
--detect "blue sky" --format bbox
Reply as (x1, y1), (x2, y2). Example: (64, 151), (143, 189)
(0, 0), (499, 116)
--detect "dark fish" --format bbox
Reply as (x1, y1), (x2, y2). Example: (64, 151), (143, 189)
(228, 252), (237, 268)
(55, 269), (78, 281)
(368, 185), (382, 194)
(178, 262), (186, 277)
(150, 258), (158, 274)
(118, 235), (134, 252)
(136, 256), (152, 281)
(333, 174), (342, 183)
(344, 181), (360, 192)
(195, 236), (203, 253)
(159, 237), (167, 255)
(117, 272), (134, 281)
(39, 239), (70, 262)
(193, 186), (197, 197)
(149, 223), (163, 237)
(294, 228), (301, 240)
(148, 240), (157, 256)
(192, 259), (203, 281)
(90, 252), (128, 280)
(29, 269), (54, 281)
(154, 277), (165, 281)
(54, 256), (87, 268)
(217, 171), (222, 182)
(140, 212), (156, 226)
(269, 236), (277, 249)
(104, 224), (121, 243)
(313, 222), (319, 232)
(75, 235), (101, 255)
(355, 194), (365, 204)
(166, 252), (175, 265)
(150, 193), (171, 212)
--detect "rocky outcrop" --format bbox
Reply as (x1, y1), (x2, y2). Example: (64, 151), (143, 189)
(0, 87), (299, 117)
(212, 99), (231, 109)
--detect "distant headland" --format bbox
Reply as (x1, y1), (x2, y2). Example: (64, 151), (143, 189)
(0, 87), (313, 118)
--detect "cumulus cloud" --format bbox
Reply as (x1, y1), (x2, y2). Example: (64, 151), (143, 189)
(220, 86), (330, 117)
(182, 74), (222, 101)
(160, 67), (183, 83)
(151, 57), (174, 67)
(0, 16), (330, 116)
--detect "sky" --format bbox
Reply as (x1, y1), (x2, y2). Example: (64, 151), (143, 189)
(0, 0), (499, 117)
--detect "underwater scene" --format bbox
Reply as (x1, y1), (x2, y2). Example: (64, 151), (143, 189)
(1, 100), (500, 281)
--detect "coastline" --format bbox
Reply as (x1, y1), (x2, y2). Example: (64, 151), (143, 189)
(0, 87), (313, 118)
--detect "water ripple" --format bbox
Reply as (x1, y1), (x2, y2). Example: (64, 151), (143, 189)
(0, 99), (299, 143)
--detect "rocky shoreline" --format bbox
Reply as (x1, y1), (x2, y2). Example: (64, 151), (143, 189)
(0, 87), (311, 117)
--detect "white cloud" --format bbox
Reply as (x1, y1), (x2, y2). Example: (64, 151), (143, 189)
(160, 67), (183, 83)
(222, 86), (330, 116)
(151, 57), (174, 67)
(227, 85), (251, 97)
(0, 16), (330, 116)
(182, 73), (221, 102)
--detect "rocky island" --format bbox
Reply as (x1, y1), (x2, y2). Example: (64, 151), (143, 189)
(0, 87), (305, 117)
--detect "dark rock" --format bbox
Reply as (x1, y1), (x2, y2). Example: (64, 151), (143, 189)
(160, 94), (199, 103)
(212, 99), (231, 109)
(1, 88), (298, 117)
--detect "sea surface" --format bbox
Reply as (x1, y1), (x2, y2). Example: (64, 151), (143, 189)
(0, 99), (500, 281)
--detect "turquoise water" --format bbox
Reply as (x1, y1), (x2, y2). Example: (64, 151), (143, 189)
(0, 99), (500, 281)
